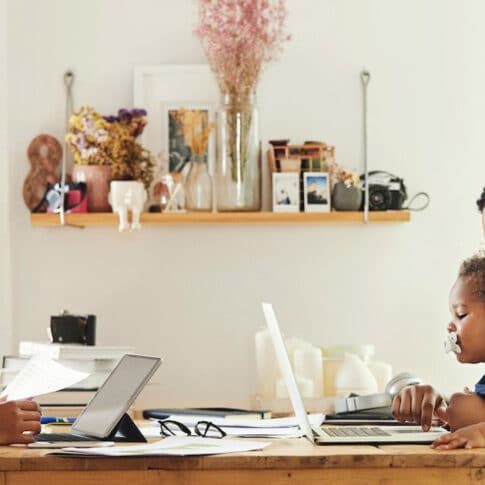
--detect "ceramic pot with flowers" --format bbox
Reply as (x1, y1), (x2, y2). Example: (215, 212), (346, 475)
(66, 106), (154, 213)
(71, 164), (112, 212)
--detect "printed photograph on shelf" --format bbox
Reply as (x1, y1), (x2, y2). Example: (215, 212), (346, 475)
(163, 104), (215, 175)
(272, 172), (300, 213)
(303, 172), (331, 213)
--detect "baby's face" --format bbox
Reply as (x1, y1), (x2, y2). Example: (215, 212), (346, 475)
(448, 276), (485, 363)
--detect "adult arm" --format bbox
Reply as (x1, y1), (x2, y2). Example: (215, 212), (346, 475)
(391, 384), (447, 431)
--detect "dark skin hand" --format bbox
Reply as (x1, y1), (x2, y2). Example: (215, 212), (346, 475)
(0, 399), (41, 445)
(391, 384), (447, 431)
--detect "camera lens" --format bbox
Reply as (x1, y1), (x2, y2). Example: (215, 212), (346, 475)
(370, 191), (385, 207)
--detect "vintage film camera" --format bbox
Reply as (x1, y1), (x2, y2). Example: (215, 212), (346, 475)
(50, 310), (96, 345)
(359, 171), (407, 211)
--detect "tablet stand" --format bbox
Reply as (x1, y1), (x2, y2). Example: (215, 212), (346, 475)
(107, 413), (146, 442)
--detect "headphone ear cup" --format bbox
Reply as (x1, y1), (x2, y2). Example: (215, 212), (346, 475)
(385, 372), (423, 396)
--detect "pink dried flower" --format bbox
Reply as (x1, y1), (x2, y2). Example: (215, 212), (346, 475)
(194, 0), (290, 96)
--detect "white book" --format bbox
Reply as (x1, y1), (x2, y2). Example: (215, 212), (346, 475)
(36, 389), (97, 406)
(18, 341), (135, 361)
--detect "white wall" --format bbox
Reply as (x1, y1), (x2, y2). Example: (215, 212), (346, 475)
(0, 0), (12, 358)
(5, 0), (485, 407)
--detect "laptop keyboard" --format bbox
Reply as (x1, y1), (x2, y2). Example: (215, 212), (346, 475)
(321, 426), (392, 437)
(35, 433), (96, 442)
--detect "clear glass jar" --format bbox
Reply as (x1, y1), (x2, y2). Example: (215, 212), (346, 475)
(185, 155), (212, 211)
(215, 93), (261, 211)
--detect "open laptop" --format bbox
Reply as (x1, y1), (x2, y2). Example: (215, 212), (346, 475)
(29, 354), (161, 448)
(261, 302), (447, 445)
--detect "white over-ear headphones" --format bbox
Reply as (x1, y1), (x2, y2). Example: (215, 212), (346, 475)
(333, 372), (423, 414)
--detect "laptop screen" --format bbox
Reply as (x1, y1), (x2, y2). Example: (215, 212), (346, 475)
(71, 354), (161, 439)
(261, 302), (315, 443)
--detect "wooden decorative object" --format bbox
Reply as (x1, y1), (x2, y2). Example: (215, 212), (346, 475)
(268, 142), (335, 175)
(268, 141), (336, 210)
(22, 134), (62, 212)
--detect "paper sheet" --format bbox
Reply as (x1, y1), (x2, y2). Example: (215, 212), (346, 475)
(151, 413), (325, 428)
(140, 414), (325, 439)
(0, 354), (90, 401)
(51, 436), (270, 456)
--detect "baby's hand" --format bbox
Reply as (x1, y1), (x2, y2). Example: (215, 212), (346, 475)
(431, 422), (485, 450)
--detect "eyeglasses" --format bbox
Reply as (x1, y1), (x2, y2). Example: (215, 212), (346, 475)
(158, 419), (226, 439)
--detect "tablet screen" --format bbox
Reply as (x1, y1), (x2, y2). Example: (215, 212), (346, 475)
(72, 354), (161, 439)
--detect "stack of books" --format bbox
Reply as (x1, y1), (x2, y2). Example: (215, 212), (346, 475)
(1, 341), (134, 416)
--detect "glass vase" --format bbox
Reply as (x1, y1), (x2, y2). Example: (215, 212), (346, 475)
(185, 155), (213, 211)
(215, 93), (261, 211)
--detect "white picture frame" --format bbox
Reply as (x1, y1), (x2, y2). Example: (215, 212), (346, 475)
(272, 172), (300, 213)
(133, 65), (218, 175)
(303, 172), (331, 212)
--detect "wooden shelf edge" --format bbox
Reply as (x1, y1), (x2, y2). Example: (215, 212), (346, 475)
(30, 211), (411, 226)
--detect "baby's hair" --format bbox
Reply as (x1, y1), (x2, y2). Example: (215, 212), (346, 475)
(459, 253), (485, 300)
(476, 187), (485, 212)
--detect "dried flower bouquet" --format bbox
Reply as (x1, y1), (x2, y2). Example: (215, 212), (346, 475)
(195, 0), (290, 182)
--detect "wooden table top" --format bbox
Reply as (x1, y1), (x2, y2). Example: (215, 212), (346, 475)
(1, 439), (485, 472)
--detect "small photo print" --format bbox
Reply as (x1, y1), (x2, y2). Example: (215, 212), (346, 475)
(166, 106), (212, 173)
(303, 172), (331, 212)
(273, 172), (300, 213)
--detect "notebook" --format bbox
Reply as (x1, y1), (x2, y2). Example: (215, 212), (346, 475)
(29, 354), (161, 448)
(261, 302), (447, 445)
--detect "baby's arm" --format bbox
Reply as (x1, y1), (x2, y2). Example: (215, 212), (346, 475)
(445, 391), (485, 431)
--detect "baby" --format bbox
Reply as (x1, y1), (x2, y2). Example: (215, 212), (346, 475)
(392, 253), (485, 449)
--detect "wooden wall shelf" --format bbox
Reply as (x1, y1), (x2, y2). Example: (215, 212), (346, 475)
(30, 211), (411, 226)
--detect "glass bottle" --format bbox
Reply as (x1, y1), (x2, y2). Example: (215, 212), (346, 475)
(185, 155), (212, 211)
(215, 93), (261, 211)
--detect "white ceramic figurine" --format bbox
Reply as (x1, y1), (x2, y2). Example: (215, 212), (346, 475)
(108, 181), (147, 232)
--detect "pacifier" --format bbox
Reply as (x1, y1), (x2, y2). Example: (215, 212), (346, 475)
(444, 332), (462, 354)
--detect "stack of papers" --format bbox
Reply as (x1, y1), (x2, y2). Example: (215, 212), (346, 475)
(51, 436), (270, 456)
(141, 414), (325, 439)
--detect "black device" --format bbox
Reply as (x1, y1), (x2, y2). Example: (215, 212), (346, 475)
(50, 310), (96, 345)
(360, 171), (407, 211)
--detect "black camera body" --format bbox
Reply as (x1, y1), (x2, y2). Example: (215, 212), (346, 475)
(360, 171), (407, 211)
(50, 311), (96, 345)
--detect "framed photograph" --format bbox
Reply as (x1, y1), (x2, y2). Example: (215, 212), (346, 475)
(133, 65), (218, 174)
(272, 172), (300, 213)
(164, 104), (215, 174)
(303, 172), (331, 212)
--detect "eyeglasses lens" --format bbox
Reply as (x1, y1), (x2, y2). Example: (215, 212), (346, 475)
(159, 420), (191, 437)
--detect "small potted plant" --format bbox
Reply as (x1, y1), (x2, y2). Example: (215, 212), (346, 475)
(66, 106), (113, 212)
(66, 107), (154, 213)
(330, 162), (362, 211)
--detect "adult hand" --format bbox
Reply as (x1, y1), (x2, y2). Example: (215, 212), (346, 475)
(391, 384), (447, 431)
(431, 422), (485, 450)
(0, 400), (41, 445)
